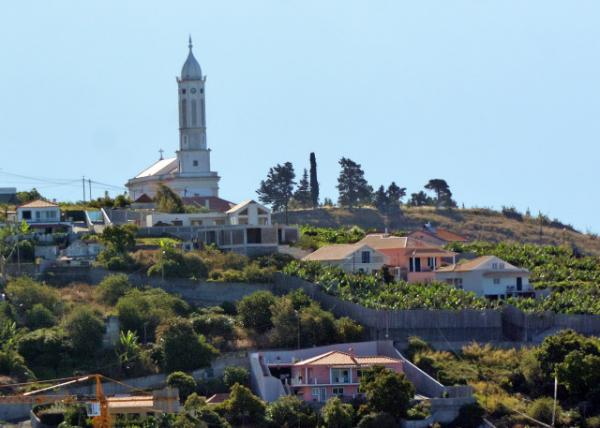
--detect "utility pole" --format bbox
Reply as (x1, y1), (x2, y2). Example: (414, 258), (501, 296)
(88, 179), (92, 201)
(82, 176), (86, 202)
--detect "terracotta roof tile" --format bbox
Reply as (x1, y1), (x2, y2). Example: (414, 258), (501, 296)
(294, 350), (402, 367)
(18, 199), (58, 209)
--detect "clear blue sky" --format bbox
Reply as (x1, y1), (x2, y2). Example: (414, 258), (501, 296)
(1, 1), (599, 232)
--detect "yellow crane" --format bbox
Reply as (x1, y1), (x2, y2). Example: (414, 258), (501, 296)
(0, 373), (175, 428)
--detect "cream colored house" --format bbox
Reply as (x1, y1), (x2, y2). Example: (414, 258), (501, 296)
(226, 200), (271, 225)
(303, 244), (388, 274)
(435, 255), (533, 299)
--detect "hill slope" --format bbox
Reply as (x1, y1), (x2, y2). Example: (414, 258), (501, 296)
(274, 207), (600, 255)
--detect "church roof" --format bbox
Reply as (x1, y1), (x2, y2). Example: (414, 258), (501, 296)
(181, 37), (202, 80)
(134, 158), (178, 179)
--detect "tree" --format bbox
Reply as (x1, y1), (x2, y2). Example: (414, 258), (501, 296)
(556, 350), (600, 400)
(157, 318), (218, 372)
(359, 366), (415, 419)
(407, 191), (434, 207)
(167, 371), (197, 402)
(424, 179), (456, 208)
(266, 395), (316, 428)
(155, 182), (185, 213)
(257, 162), (296, 223)
(293, 169), (312, 208)
(17, 327), (70, 372)
(536, 329), (600, 378)
(237, 291), (276, 334)
(25, 303), (57, 329)
(99, 224), (137, 253)
(299, 303), (338, 347)
(386, 182), (406, 216)
(268, 296), (299, 348)
(335, 316), (364, 342)
(373, 186), (389, 215)
(95, 273), (134, 305)
(320, 396), (354, 428)
(6, 277), (61, 316)
(528, 397), (563, 426)
(219, 383), (266, 426)
(16, 188), (42, 204)
(223, 366), (250, 388)
(309, 152), (319, 208)
(64, 306), (105, 357)
(115, 330), (142, 375)
(336, 158), (373, 209)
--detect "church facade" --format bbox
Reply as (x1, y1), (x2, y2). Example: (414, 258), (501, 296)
(126, 38), (220, 200)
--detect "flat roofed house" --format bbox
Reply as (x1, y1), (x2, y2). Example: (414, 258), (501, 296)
(435, 255), (533, 299)
(302, 243), (387, 274)
(356, 234), (457, 283)
(290, 350), (404, 403)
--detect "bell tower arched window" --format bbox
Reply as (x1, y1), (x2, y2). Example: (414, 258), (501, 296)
(181, 99), (188, 128)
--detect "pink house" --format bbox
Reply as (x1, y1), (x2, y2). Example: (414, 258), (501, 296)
(289, 351), (404, 403)
(357, 234), (457, 283)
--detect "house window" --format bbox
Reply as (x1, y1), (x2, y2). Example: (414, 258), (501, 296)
(193, 160), (198, 167)
(46, 211), (57, 219)
(493, 278), (501, 285)
(35, 211), (42, 220)
(427, 257), (436, 269)
(332, 387), (344, 397)
(22, 210), (31, 220)
(454, 278), (463, 288)
(499, 263), (505, 269)
(311, 388), (321, 400)
(516, 277), (523, 291)
(492, 263), (498, 269)
(331, 368), (351, 384)
(361, 251), (370, 264)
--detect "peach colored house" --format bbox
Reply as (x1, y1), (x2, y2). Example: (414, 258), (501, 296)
(356, 234), (457, 283)
(289, 351), (404, 403)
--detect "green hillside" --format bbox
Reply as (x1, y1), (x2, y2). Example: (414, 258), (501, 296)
(274, 206), (600, 255)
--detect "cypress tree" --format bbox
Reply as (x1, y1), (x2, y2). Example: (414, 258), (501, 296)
(309, 152), (319, 208)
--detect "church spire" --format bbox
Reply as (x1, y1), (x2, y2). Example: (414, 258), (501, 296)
(188, 35), (193, 52)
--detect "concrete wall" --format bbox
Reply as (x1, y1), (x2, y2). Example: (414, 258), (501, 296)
(42, 267), (274, 305)
(274, 274), (503, 343)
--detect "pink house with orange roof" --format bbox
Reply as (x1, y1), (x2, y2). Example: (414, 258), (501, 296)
(357, 234), (457, 283)
(289, 350), (404, 403)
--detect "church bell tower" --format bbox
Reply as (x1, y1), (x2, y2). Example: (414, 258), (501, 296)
(177, 36), (211, 176)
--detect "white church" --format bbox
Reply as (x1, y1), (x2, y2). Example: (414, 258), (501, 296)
(126, 37), (223, 206)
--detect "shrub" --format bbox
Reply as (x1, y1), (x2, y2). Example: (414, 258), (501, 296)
(64, 306), (105, 357)
(6, 277), (61, 316)
(218, 383), (266, 426)
(223, 366), (250, 388)
(156, 318), (218, 372)
(320, 397), (354, 428)
(237, 291), (276, 333)
(450, 402), (485, 428)
(266, 395), (316, 428)
(356, 412), (397, 428)
(335, 316), (364, 342)
(95, 273), (134, 305)
(25, 304), (57, 329)
(528, 397), (561, 425)
(191, 313), (236, 343)
(183, 253), (208, 279)
(17, 327), (70, 373)
(167, 371), (197, 402)
(219, 269), (247, 283)
(404, 336), (432, 361)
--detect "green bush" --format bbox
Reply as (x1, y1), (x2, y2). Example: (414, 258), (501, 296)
(25, 304), (57, 329)
(95, 273), (134, 305)
(356, 412), (397, 428)
(157, 318), (218, 372)
(237, 291), (277, 333)
(6, 277), (61, 316)
(527, 397), (561, 425)
(17, 327), (70, 374)
(167, 371), (197, 402)
(223, 366), (250, 388)
(64, 306), (105, 357)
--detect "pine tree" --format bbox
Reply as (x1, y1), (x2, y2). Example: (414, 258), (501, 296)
(336, 158), (373, 209)
(256, 162), (296, 224)
(425, 179), (456, 208)
(293, 169), (312, 208)
(386, 182), (406, 216)
(373, 185), (389, 214)
(309, 152), (319, 208)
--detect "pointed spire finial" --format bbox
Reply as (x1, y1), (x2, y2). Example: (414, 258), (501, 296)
(188, 35), (193, 52)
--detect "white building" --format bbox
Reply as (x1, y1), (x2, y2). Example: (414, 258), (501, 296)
(435, 255), (533, 299)
(126, 37), (222, 200)
(302, 244), (388, 274)
(16, 200), (70, 235)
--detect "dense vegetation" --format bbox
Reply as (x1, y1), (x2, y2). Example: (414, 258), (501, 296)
(0, 273), (362, 385)
(284, 261), (489, 310)
(405, 331), (600, 427)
